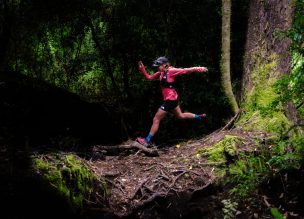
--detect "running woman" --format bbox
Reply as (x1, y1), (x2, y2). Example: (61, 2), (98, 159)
(136, 56), (208, 146)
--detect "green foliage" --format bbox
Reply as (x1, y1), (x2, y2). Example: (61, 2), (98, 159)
(228, 150), (269, 198)
(267, 135), (304, 171)
(271, 208), (286, 219)
(274, 0), (304, 116)
(197, 135), (240, 163)
(196, 135), (241, 177)
(274, 51), (304, 115)
(231, 0), (304, 204)
(225, 135), (304, 202)
(237, 55), (291, 135)
(293, 135), (304, 153)
(221, 199), (238, 219)
(288, 0), (304, 55)
(227, 133), (304, 199)
(33, 153), (107, 210)
(1, 0), (232, 139)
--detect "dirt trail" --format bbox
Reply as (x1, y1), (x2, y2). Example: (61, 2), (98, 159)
(88, 129), (270, 217)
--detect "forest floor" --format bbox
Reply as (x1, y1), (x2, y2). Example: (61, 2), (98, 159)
(1, 126), (303, 219)
(86, 128), (279, 219)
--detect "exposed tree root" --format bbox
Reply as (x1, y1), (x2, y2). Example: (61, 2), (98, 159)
(93, 140), (159, 157)
(221, 109), (241, 131)
(87, 128), (272, 217)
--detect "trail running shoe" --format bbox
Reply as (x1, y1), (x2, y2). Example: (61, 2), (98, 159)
(135, 137), (149, 147)
(198, 114), (207, 121)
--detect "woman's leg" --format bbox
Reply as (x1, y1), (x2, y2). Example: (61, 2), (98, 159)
(171, 105), (195, 119)
(136, 108), (167, 146)
(172, 105), (206, 120)
(149, 108), (168, 135)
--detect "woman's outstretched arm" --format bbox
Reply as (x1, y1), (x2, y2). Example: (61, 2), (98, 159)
(170, 66), (208, 76)
(138, 61), (161, 80)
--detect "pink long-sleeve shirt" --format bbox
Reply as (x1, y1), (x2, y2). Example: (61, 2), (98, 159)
(139, 65), (206, 101)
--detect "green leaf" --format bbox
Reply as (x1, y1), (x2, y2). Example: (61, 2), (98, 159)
(271, 208), (285, 219)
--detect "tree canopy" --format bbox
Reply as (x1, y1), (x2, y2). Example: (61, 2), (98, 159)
(1, 0), (248, 143)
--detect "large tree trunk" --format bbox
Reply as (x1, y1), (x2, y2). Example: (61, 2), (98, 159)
(221, 0), (239, 114)
(242, 0), (294, 94)
(240, 0), (298, 131)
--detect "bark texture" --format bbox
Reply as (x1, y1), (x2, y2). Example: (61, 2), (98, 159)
(241, 0), (299, 126)
(242, 0), (294, 94)
(221, 0), (239, 114)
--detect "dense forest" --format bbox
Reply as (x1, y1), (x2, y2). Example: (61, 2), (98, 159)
(0, 0), (303, 218)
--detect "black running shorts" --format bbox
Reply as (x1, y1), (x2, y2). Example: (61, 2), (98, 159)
(160, 100), (178, 112)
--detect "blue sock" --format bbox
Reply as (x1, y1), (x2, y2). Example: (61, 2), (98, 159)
(146, 134), (153, 143)
(194, 114), (200, 120)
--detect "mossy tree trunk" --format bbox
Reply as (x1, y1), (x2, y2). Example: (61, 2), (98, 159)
(221, 0), (239, 114)
(242, 0), (294, 94)
(240, 0), (297, 130)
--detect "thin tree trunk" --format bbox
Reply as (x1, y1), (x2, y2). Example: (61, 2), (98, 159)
(221, 0), (239, 114)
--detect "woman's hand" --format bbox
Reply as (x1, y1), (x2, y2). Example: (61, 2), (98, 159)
(201, 67), (208, 72)
(138, 61), (144, 70)
(193, 67), (208, 72)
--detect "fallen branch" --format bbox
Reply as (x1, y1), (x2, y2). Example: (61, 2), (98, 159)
(221, 109), (241, 131)
(130, 178), (149, 199)
(141, 192), (167, 205)
(93, 140), (159, 157)
(104, 178), (126, 194)
(170, 170), (188, 188)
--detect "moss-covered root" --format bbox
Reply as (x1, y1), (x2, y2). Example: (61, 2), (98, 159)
(197, 135), (242, 163)
(32, 153), (107, 211)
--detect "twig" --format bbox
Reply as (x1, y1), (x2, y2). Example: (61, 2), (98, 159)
(160, 169), (170, 181)
(192, 161), (226, 167)
(143, 185), (155, 193)
(296, 101), (304, 109)
(144, 165), (156, 171)
(186, 182), (212, 195)
(141, 192), (168, 205)
(102, 171), (120, 177)
(221, 109), (241, 131)
(104, 178), (126, 194)
(130, 178), (149, 199)
(262, 195), (272, 208)
(170, 170), (188, 188)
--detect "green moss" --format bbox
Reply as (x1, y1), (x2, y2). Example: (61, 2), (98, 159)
(196, 135), (243, 177)
(33, 153), (107, 211)
(237, 54), (291, 134)
(197, 135), (241, 163)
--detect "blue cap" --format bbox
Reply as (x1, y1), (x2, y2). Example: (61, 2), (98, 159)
(152, 56), (169, 67)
